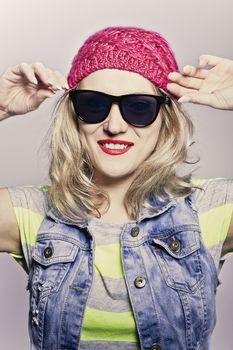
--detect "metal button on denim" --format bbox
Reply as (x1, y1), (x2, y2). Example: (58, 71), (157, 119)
(44, 246), (53, 258)
(134, 276), (146, 288)
(150, 344), (161, 350)
(169, 239), (180, 252)
(131, 226), (140, 237)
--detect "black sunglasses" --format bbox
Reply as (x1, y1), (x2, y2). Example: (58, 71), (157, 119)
(69, 89), (170, 127)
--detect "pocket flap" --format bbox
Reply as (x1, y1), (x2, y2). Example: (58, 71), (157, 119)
(32, 239), (79, 266)
(153, 230), (200, 258)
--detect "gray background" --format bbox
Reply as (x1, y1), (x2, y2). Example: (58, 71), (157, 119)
(0, 0), (232, 348)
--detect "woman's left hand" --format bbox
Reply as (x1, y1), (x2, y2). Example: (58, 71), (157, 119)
(167, 55), (233, 110)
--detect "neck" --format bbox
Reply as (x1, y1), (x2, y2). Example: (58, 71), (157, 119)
(93, 174), (134, 223)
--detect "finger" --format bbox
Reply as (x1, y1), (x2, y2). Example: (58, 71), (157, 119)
(182, 65), (209, 79)
(51, 70), (69, 90)
(178, 92), (216, 107)
(35, 66), (68, 90)
(167, 82), (197, 98)
(43, 68), (64, 91)
(168, 72), (203, 90)
(28, 89), (56, 109)
(14, 62), (38, 85)
(31, 62), (59, 89)
(199, 54), (222, 67)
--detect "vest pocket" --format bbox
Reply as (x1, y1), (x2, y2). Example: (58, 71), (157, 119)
(29, 238), (80, 297)
(28, 238), (80, 335)
(152, 230), (204, 293)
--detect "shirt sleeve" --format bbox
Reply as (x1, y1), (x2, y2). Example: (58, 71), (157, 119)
(192, 178), (233, 273)
(7, 185), (49, 273)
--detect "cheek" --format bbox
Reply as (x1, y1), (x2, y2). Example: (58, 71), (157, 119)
(78, 125), (99, 163)
(143, 117), (162, 150)
(78, 123), (94, 148)
(79, 130), (87, 146)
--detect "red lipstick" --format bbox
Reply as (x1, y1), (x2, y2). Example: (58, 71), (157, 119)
(97, 139), (134, 156)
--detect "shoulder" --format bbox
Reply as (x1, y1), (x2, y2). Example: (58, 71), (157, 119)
(191, 178), (233, 272)
(191, 177), (233, 213)
(8, 184), (50, 215)
(7, 184), (50, 272)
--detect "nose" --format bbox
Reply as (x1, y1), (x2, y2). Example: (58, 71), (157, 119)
(103, 103), (129, 135)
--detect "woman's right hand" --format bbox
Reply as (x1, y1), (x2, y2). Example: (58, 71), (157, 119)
(0, 62), (68, 120)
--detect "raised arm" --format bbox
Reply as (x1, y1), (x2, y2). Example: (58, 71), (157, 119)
(167, 54), (233, 110)
(0, 62), (68, 253)
(168, 55), (233, 255)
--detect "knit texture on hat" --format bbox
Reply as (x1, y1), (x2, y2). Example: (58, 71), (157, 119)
(67, 27), (179, 94)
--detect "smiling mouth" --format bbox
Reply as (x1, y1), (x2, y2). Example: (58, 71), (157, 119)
(97, 140), (134, 155)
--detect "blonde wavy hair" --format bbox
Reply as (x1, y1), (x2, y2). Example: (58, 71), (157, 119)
(48, 86), (195, 222)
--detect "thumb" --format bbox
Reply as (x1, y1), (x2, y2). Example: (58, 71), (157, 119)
(178, 92), (216, 106)
(29, 89), (55, 109)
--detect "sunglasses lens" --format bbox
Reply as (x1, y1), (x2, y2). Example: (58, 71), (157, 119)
(70, 90), (165, 127)
(122, 95), (159, 127)
(72, 91), (110, 123)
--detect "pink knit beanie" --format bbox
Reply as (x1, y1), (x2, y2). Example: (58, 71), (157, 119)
(67, 27), (179, 94)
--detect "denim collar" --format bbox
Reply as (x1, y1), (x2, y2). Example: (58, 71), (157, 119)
(137, 195), (176, 222)
(47, 194), (176, 228)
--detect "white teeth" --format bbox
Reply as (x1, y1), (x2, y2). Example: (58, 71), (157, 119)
(103, 143), (129, 150)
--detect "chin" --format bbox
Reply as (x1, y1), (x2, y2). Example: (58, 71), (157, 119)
(95, 167), (137, 183)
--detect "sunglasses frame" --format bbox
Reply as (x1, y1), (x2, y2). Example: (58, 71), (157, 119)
(69, 89), (170, 127)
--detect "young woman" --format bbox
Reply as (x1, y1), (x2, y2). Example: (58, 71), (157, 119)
(0, 27), (233, 350)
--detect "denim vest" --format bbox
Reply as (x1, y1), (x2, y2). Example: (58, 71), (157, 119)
(28, 195), (218, 350)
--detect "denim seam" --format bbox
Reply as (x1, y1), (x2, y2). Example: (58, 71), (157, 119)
(76, 242), (95, 348)
(140, 243), (163, 348)
(149, 224), (200, 238)
(199, 278), (207, 346)
(58, 250), (89, 349)
(120, 248), (143, 349)
(36, 233), (91, 250)
(178, 290), (192, 350)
